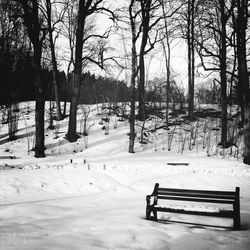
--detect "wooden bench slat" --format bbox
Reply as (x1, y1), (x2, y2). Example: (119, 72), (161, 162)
(158, 187), (236, 196)
(157, 195), (235, 204)
(157, 191), (235, 200)
(152, 206), (234, 218)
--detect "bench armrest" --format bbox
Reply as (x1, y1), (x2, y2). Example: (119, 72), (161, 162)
(146, 194), (157, 206)
(146, 183), (159, 206)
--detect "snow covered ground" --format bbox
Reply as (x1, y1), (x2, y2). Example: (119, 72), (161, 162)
(0, 102), (250, 250)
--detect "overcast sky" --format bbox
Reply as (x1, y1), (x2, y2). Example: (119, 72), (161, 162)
(57, 1), (195, 90)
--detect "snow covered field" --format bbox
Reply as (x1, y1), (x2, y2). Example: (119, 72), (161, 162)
(0, 102), (250, 250)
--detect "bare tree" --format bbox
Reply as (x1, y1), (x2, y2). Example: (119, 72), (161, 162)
(137, 0), (162, 121)
(187, 0), (195, 120)
(233, 0), (250, 164)
(61, 0), (76, 117)
(128, 0), (138, 153)
(66, 0), (116, 142)
(14, 0), (47, 157)
(177, 0), (199, 120)
(159, 0), (181, 128)
(195, 0), (234, 147)
(42, 0), (67, 120)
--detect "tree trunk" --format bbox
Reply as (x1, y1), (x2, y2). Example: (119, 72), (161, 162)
(220, 72), (228, 147)
(129, 0), (137, 153)
(190, 0), (195, 119)
(67, 0), (85, 142)
(137, 0), (151, 121)
(160, 0), (171, 130)
(50, 37), (62, 120)
(187, 0), (195, 120)
(162, 41), (170, 130)
(46, 0), (62, 121)
(67, 66), (82, 142)
(235, 0), (250, 164)
(138, 53), (145, 121)
(244, 105), (250, 164)
(220, 0), (228, 147)
(13, 0), (45, 157)
(34, 46), (45, 158)
(129, 59), (136, 153)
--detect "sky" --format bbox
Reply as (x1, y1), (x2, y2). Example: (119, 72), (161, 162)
(57, 0), (192, 90)
(96, 4), (190, 88)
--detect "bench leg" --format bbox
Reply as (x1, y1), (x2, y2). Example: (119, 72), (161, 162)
(146, 207), (151, 220)
(233, 213), (241, 230)
(153, 211), (158, 221)
(233, 191), (241, 230)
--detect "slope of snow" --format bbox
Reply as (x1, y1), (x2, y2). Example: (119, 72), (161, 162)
(0, 102), (250, 250)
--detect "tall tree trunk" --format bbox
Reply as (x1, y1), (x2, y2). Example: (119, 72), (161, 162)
(46, 0), (62, 121)
(244, 102), (250, 164)
(235, 0), (248, 126)
(160, 0), (171, 129)
(220, 0), (228, 147)
(18, 0), (45, 157)
(67, 0), (85, 142)
(235, 0), (250, 164)
(67, 71), (81, 141)
(190, 0), (195, 119)
(137, 0), (151, 121)
(129, 0), (137, 153)
(50, 35), (62, 120)
(34, 87), (45, 157)
(187, 0), (195, 120)
(33, 39), (45, 158)
(129, 40), (137, 153)
(162, 41), (170, 129)
(138, 52), (145, 121)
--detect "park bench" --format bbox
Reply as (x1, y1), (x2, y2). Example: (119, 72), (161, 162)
(146, 183), (241, 230)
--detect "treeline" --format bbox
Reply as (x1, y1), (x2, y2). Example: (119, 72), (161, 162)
(68, 73), (130, 104)
(0, 64), (129, 105)
(0, 52), (34, 104)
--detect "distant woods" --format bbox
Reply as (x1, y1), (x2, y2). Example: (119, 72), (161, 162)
(0, 69), (129, 105)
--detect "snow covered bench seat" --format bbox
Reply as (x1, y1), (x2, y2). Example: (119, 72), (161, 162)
(146, 183), (241, 230)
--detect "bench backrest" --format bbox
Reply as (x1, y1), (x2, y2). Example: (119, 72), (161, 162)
(153, 183), (239, 204)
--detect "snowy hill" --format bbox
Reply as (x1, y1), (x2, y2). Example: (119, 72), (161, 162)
(0, 101), (250, 250)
